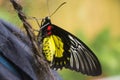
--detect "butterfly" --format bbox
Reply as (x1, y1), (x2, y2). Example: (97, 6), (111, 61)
(39, 17), (102, 76)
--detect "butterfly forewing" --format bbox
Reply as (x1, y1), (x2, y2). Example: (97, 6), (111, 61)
(52, 24), (101, 76)
(41, 17), (101, 76)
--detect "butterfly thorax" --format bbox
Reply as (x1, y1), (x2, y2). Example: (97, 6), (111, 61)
(41, 17), (65, 63)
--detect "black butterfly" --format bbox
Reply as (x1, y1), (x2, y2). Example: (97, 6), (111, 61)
(39, 17), (102, 76)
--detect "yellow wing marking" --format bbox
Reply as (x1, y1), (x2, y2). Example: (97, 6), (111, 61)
(43, 35), (64, 62)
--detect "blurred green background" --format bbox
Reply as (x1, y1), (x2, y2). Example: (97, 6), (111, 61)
(0, 0), (120, 80)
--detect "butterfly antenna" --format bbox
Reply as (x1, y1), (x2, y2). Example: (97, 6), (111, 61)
(50, 2), (66, 17)
(46, 0), (51, 16)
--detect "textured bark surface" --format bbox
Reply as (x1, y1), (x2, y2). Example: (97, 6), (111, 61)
(9, 0), (55, 80)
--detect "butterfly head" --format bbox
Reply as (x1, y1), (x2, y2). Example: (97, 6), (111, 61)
(42, 17), (51, 25)
(45, 17), (51, 22)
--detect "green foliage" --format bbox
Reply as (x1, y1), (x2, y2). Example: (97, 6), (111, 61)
(92, 28), (110, 53)
(0, 7), (21, 27)
(91, 28), (120, 76)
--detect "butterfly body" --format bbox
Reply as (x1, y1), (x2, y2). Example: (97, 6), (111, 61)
(40, 17), (102, 76)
